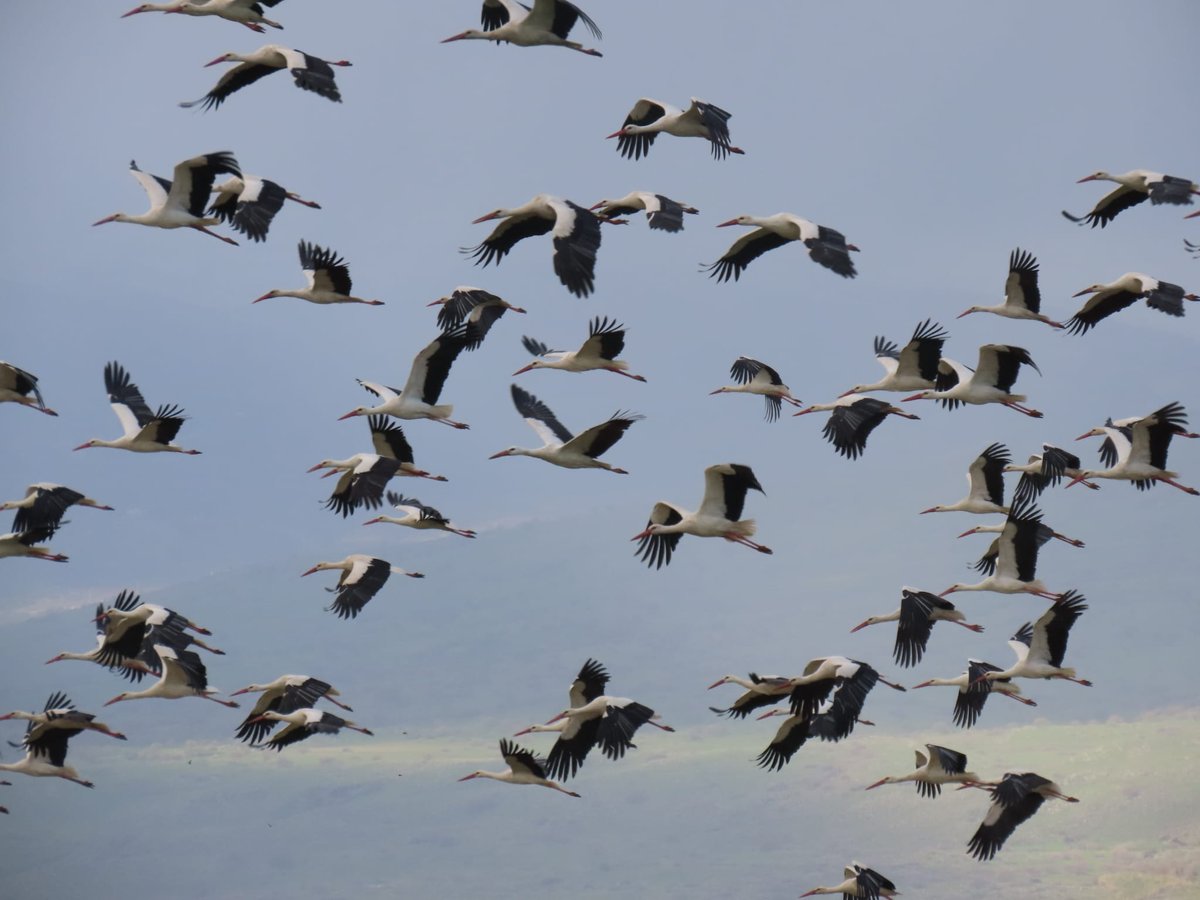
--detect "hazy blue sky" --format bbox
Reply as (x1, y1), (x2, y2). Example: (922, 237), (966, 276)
(2, 1), (1198, 897)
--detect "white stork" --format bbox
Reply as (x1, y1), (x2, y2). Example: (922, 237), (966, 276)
(309, 416), (448, 483)
(465, 194), (605, 297)
(339, 328), (473, 429)
(607, 98), (744, 160)
(956, 248), (1064, 328)
(911, 659), (1038, 728)
(0, 692), (126, 743)
(364, 492), (476, 537)
(231, 676), (352, 744)
(780, 657), (906, 723)
(941, 500), (1064, 600)
(919, 443), (1011, 514)
(490, 384), (642, 474)
(249, 707), (373, 750)
(632, 463), (772, 567)
(317, 456), (414, 519)
(93, 154), (241, 245)
(459, 739), (581, 797)
(1005, 444), (1100, 500)
(839, 319), (949, 396)
(3, 484), (113, 534)
(957, 519), (1084, 550)
(73, 361), (200, 454)
(104, 644), (239, 707)
(710, 357), (802, 422)
(850, 588), (984, 668)
(865, 744), (979, 797)
(589, 192), (699, 232)
(0, 528), (67, 563)
(903, 344), (1042, 418)
(0, 361), (56, 415)
(441, 0), (602, 56)
(965, 772), (1078, 860)
(793, 395), (918, 459)
(180, 44), (351, 110)
(1064, 169), (1199, 228)
(255, 240), (381, 306)
(706, 673), (793, 719)
(514, 316), (646, 381)
(976, 592), (1092, 688)
(705, 213), (858, 280)
(209, 175), (319, 242)
(301, 554), (423, 620)
(428, 287), (526, 350)
(1066, 273), (1198, 334)
(92, 592), (223, 666)
(45, 596), (163, 678)
(123, 1), (286, 32)
(1072, 402), (1198, 494)
(799, 863), (899, 898)
(754, 701), (877, 771)
(0, 732), (94, 789)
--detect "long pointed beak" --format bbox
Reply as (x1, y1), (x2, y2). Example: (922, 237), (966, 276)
(103, 696), (123, 707)
(630, 529), (651, 541)
(1074, 431), (1094, 441)
(488, 450), (511, 460)
(706, 678), (727, 690)
(306, 463), (328, 473)
(121, 7), (145, 17)
(956, 309), (974, 319)
(864, 778), (889, 790)
(513, 726), (534, 736)
(471, 212), (500, 224)
(1076, 174), (1099, 183)
(362, 518), (383, 526)
(956, 528), (977, 538)
(544, 711), (568, 725)
(588, 201), (607, 211)
(320, 469), (339, 479)
(203, 55), (229, 67)
(441, 32), (470, 43)
(901, 393), (924, 402)
(715, 218), (740, 227)
(92, 215), (117, 226)
(849, 621), (872, 633)
(457, 772), (478, 781)
(911, 681), (933, 689)
(918, 507), (938, 515)
(1071, 287), (1097, 297)
(337, 411), (360, 421)
(512, 364), (535, 376)
(72, 443), (92, 451)
(836, 389), (860, 399)
(792, 407), (815, 416)
(252, 292), (273, 303)
(300, 566), (319, 577)
(229, 688), (249, 697)
(604, 129), (624, 140)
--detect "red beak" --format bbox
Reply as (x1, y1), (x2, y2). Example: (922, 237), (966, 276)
(203, 55), (230, 67)
(252, 292), (273, 303)
(604, 129), (625, 140)
(715, 218), (740, 227)
(471, 212), (500, 224)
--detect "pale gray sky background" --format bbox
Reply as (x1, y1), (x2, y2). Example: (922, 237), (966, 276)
(2, 1), (1198, 897)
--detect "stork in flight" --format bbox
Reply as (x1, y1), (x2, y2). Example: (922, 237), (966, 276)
(123, 1), (287, 32)
(93, 154), (241, 245)
(710, 357), (802, 422)
(956, 248), (1064, 328)
(799, 863), (899, 898)
(850, 588), (984, 668)
(0, 527), (67, 563)
(975, 592), (1093, 688)
(429, 287), (526, 350)
(632, 463), (772, 567)
(705, 213), (858, 280)
(255, 241), (381, 305)
(74, 361), (200, 454)
(1063, 169), (1199, 228)
(940, 499), (1065, 600)
(590, 192), (699, 232)
(208, 174), (319, 242)
(865, 744), (979, 797)
(490, 384), (642, 474)
(607, 98), (744, 160)
(339, 328), (474, 429)
(103, 644), (239, 707)
(793, 395), (918, 459)
(465, 194), (606, 298)
(1066, 273), (1198, 334)
(964, 772), (1079, 860)
(364, 492), (477, 537)
(514, 317), (646, 381)
(442, 0), (602, 56)
(1, 361), (56, 415)
(459, 739), (581, 797)
(903, 345), (1042, 418)
(1072, 402), (1199, 494)
(231, 676), (353, 744)
(3, 484), (113, 535)
(301, 554), (423, 620)
(919, 443), (1011, 514)
(839, 319), (949, 396)
(912, 659), (1038, 728)
(180, 44), (351, 110)
(249, 707), (373, 750)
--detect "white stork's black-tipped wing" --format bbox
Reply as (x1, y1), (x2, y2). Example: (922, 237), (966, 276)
(1065, 288), (1142, 335)
(326, 558), (391, 620)
(549, 200), (601, 298)
(222, 177), (292, 242)
(403, 327), (471, 406)
(730, 357), (785, 422)
(803, 225), (857, 278)
(686, 99), (737, 160)
(595, 700), (656, 760)
(10, 485), (84, 535)
(821, 397), (896, 459)
(895, 590), (955, 668)
(914, 743), (968, 797)
(1003, 498), (1045, 583)
(500, 737), (552, 779)
(1, 361), (51, 412)
(698, 463), (764, 522)
(299, 240), (353, 296)
(644, 194), (696, 232)
(1012, 445), (1084, 502)
(235, 679), (333, 744)
(1030, 591), (1087, 668)
(368, 416), (415, 463)
(561, 411), (643, 459)
(464, 215), (554, 268)
(755, 714), (816, 771)
(581, 316), (626, 361)
(709, 674), (789, 719)
(521, 335), (552, 357)
(851, 864), (896, 900)
(614, 98), (667, 160)
(898, 319), (949, 382)
(103, 361), (187, 443)
(955, 660), (1005, 728)
(1062, 184), (1147, 228)
(385, 492), (449, 525)
(977, 345), (1039, 394)
(166, 152), (241, 217)
(703, 228), (791, 283)
(544, 718), (600, 781)
(569, 659), (609, 708)
(1005, 248), (1042, 313)
(634, 502), (684, 569)
(510, 384), (573, 446)
(972, 443), (1011, 507)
